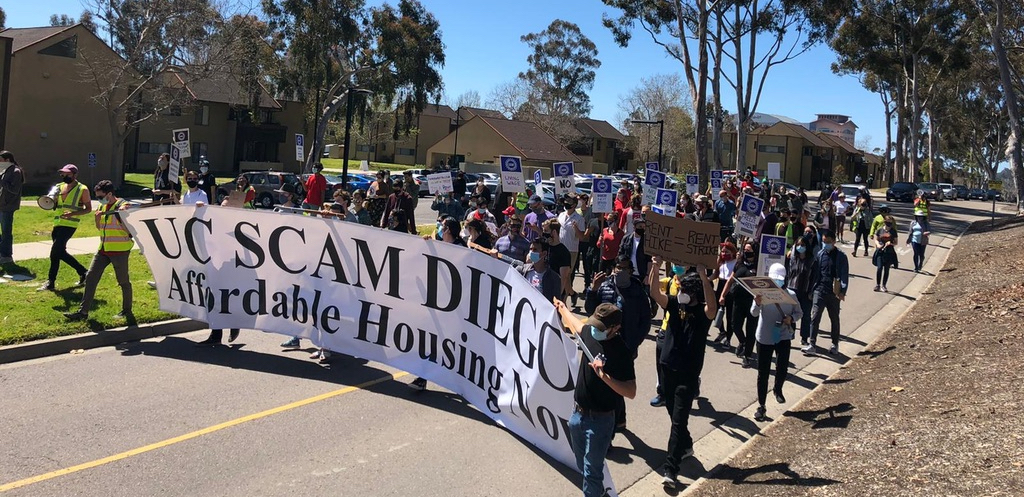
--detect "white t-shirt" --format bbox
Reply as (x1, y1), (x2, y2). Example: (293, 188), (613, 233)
(557, 210), (584, 252)
(719, 259), (736, 281)
(833, 200), (847, 216)
(182, 189), (208, 205)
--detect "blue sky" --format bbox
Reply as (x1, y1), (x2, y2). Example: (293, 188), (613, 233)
(5, 0), (889, 153)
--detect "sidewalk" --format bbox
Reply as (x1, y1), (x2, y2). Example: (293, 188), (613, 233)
(9, 236), (115, 264)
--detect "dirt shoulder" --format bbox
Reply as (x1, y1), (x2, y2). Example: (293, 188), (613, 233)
(690, 216), (1024, 496)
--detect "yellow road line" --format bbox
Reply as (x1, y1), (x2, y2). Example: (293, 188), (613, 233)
(0, 371), (408, 493)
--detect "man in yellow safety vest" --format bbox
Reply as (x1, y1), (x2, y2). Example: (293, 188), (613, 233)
(39, 164), (92, 291)
(64, 180), (134, 322)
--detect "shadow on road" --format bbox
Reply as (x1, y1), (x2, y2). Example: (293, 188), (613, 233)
(782, 402), (854, 429)
(706, 461), (841, 487)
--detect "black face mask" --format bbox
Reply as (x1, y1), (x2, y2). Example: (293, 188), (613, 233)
(186, 180), (198, 188)
(62, 176), (74, 184)
(635, 228), (645, 236)
(743, 251), (755, 260)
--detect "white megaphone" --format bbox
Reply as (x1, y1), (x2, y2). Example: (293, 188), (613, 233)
(36, 184), (61, 210)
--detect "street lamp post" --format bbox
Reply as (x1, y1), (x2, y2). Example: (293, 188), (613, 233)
(342, 88), (373, 189)
(452, 106), (463, 170)
(631, 119), (664, 170)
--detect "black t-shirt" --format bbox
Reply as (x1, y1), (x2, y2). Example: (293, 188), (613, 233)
(729, 261), (756, 304)
(548, 242), (571, 273)
(197, 173), (217, 203)
(660, 297), (712, 377)
(574, 325), (636, 411)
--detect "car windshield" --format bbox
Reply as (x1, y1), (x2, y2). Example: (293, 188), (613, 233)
(918, 183), (937, 189)
(841, 186), (861, 197)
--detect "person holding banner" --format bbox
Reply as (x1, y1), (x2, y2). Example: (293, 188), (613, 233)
(749, 263), (803, 422)
(553, 300), (634, 497)
(63, 180), (133, 322)
(648, 256), (716, 490)
(381, 179), (417, 234)
(520, 239), (562, 302)
(39, 165), (91, 292)
(196, 158), (217, 205)
(596, 211), (624, 274)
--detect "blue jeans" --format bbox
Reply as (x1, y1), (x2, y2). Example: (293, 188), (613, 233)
(0, 210), (13, 257)
(568, 410), (615, 497)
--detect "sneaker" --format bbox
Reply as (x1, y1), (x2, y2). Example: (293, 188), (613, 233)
(802, 343), (816, 356)
(281, 337), (301, 348)
(881, 286), (888, 293)
(829, 344), (839, 355)
(409, 377), (427, 391)
(113, 311), (134, 320)
(873, 285), (880, 292)
(650, 394), (665, 407)
(800, 338), (808, 346)
(63, 311), (88, 321)
(852, 252), (857, 257)
(228, 329), (240, 342)
(661, 472), (677, 490)
(37, 281), (55, 292)
(735, 345), (744, 358)
(775, 391), (786, 404)
(863, 251), (869, 257)
(754, 405), (767, 421)
(742, 356), (754, 368)
(76, 272), (88, 287)
(317, 350), (332, 364)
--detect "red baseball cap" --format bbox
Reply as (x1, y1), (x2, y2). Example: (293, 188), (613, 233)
(59, 164), (79, 174)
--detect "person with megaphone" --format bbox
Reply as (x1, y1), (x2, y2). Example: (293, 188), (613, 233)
(38, 164), (91, 292)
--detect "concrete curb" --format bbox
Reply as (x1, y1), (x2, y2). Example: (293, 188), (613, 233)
(0, 318), (207, 365)
(620, 219), (973, 496)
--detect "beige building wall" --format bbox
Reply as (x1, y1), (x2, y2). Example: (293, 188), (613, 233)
(4, 25), (120, 187)
(426, 118), (519, 167)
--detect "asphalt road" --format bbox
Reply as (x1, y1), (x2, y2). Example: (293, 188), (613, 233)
(0, 198), (1003, 496)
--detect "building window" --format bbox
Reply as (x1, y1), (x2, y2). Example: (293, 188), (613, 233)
(192, 142), (208, 159)
(818, 128), (831, 133)
(397, 147), (415, 156)
(194, 105), (210, 126)
(596, 139), (602, 151)
(139, 142), (171, 154)
(803, 147), (812, 156)
(38, 36), (78, 58)
(357, 145), (375, 152)
(758, 145), (785, 154)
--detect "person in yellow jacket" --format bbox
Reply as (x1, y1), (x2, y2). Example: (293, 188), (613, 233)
(64, 180), (134, 321)
(39, 164), (92, 291)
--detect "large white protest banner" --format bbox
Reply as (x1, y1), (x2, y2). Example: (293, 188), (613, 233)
(121, 206), (617, 493)
(499, 155), (525, 193)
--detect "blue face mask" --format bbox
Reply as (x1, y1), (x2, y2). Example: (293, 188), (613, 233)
(823, 242), (834, 251)
(795, 245), (806, 254)
(529, 251), (541, 263)
(591, 326), (610, 341)
(671, 265), (687, 276)
(436, 221), (443, 233)
(773, 278), (786, 288)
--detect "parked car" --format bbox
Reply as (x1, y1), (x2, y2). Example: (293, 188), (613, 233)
(987, 189), (1004, 201)
(343, 173), (375, 193)
(770, 181), (800, 195)
(967, 188), (988, 200)
(217, 171), (305, 208)
(886, 181), (919, 202)
(539, 184), (583, 209)
(953, 184), (969, 200)
(839, 183), (868, 210)
(917, 182), (943, 201)
(939, 182), (957, 200)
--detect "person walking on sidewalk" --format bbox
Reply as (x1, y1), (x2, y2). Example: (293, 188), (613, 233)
(802, 230), (849, 356)
(555, 300), (634, 497)
(63, 180), (133, 321)
(751, 263), (802, 421)
(0, 151), (24, 264)
(39, 164), (91, 291)
(908, 215), (929, 272)
(718, 242), (759, 366)
(786, 235), (815, 345)
(648, 256), (716, 490)
(850, 197), (873, 258)
(872, 215), (899, 293)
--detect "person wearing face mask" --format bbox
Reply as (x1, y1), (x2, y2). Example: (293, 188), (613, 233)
(63, 180), (133, 322)
(523, 195), (554, 242)
(520, 240), (562, 303)
(558, 195), (586, 302)
(718, 242), (759, 366)
(648, 256), (716, 490)
(650, 262), (689, 407)
(687, 196), (719, 225)
(195, 158), (217, 204)
(907, 214), (929, 272)
(431, 191), (465, 224)
(584, 254), (651, 432)
(348, 190), (371, 225)
(152, 153), (181, 203)
(803, 230), (849, 356)
(494, 216), (530, 263)
(711, 242), (738, 345)
(597, 211), (624, 274)
(466, 195), (497, 224)
(0, 150), (23, 265)
(617, 218), (650, 286)
(221, 175), (256, 209)
(39, 164), (92, 292)
(466, 219), (494, 249)
(785, 235), (816, 345)
(542, 218), (574, 302)
(273, 183), (300, 211)
(715, 190), (737, 241)
(872, 215), (899, 292)
(620, 196), (643, 237)
(553, 300), (634, 497)
(749, 263), (803, 422)
(850, 197), (874, 258)
(302, 163), (328, 211)
(381, 179), (417, 234)
(182, 171), (209, 205)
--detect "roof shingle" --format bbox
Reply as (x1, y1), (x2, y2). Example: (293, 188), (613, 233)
(480, 116), (580, 162)
(1, 26), (76, 53)
(576, 118), (626, 141)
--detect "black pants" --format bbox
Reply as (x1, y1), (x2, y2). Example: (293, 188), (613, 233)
(578, 242), (594, 289)
(655, 333), (665, 396)
(661, 367), (699, 475)
(810, 290), (842, 346)
(48, 226), (87, 284)
(208, 329), (240, 342)
(876, 264), (891, 286)
(730, 298), (756, 355)
(756, 340), (791, 406)
(912, 242), (925, 271)
(854, 227), (871, 254)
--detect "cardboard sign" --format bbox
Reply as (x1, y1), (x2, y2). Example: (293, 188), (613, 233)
(295, 134), (305, 162)
(591, 178), (614, 213)
(645, 161), (660, 172)
(643, 170), (667, 206)
(499, 155), (525, 193)
(553, 162), (575, 196)
(427, 172), (454, 195)
(685, 174), (699, 196)
(758, 234), (787, 277)
(644, 212), (720, 268)
(173, 128), (191, 159)
(652, 188), (678, 217)
(737, 276), (798, 305)
(224, 189), (247, 208)
(736, 194), (764, 238)
(767, 162), (781, 180)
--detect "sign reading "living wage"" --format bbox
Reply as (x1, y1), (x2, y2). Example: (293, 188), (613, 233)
(499, 155), (526, 193)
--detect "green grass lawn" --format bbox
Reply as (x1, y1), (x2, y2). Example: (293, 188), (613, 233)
(320, 159), (421, 173)
(10, 207), (102, 243)
(0, 252), (177, 345)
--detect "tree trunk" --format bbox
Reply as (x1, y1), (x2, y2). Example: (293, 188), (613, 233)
(986, 0), (1024, 214)
(926, 110), (936, 183)
(894, 109), (906, 183)
(908, 54), (922, 182)
(711, 8), (724, 172)
(884, 101), (894, 184)
(674, 0), (711, 190)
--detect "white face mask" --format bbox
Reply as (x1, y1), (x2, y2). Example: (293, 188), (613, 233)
(200, 167), (209, 174)
(158, 158), (169, 169)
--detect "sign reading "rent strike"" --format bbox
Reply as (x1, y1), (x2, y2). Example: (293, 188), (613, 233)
(644, 212), (720, 268)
